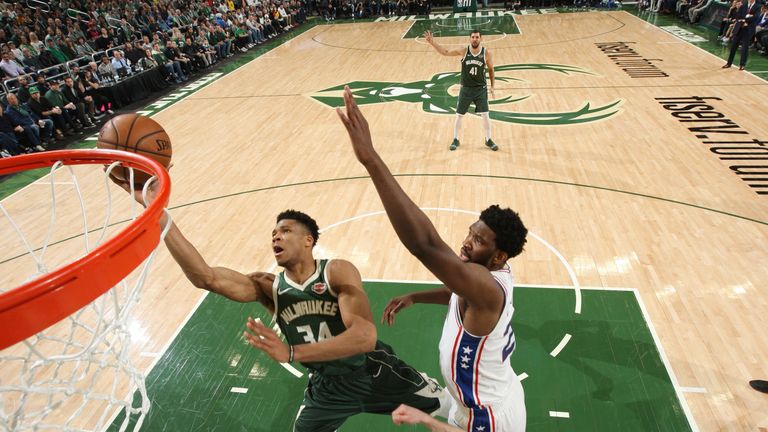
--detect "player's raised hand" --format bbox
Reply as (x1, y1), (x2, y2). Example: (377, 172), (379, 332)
(423, 30), (433, 43)
(106, 169), (160, 208)
(381, 295), (414, 326)
(243, 317), (290, 363)
(337, 85), (376, 165)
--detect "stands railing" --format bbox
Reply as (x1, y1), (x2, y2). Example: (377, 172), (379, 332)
(24, 0), (51, 13)
(66, 8), (94, 25)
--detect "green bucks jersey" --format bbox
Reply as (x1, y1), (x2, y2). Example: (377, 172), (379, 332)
(273, 259), (365, 375)
(461, 46), (486, 88)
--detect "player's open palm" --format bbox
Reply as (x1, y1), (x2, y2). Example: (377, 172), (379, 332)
(381, 295), (414, 326)
(423, 30), (433, 43)
(337, 85), (376, 165)
(243, 317), (290, 363)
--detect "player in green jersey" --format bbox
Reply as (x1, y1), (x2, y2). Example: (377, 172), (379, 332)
(424, 29), (498, 151)
(113, 179), (446, 432)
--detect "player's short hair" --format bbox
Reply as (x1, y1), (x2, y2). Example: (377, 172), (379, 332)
(277, 210), (320, 245)
(470, 30), (482, 36)
(479, 205), (527, 258)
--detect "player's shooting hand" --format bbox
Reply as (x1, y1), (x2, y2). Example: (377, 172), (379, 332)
(105, 162), (172, 207)
(381, 295), (413, 326)
(244, 317), (290, 363)
(337, 85), (376, 166)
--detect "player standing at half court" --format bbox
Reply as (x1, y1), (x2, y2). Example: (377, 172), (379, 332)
(338, 86), (527, 431)
(424, 30), (498, 151)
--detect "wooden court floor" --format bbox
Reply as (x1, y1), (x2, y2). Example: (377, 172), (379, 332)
(1, 10), (767, 431)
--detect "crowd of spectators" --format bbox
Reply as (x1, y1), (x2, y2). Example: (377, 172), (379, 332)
(0, 0), (310, 157)
(637, 0), (767, 59)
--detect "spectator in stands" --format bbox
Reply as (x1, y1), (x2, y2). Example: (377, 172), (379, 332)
(198, 35), (218, 66)
(97, 54), (117, 81)
(719, 0), (742, 41)
(34, 74), (50, 96)
(80, 69), (113, 116)
(125, 41), (147, 69)
(28, 32), (44, 54)
(151, 42), (186, 83)
(755, 5), (768, 54)
(94, 28), (112, 51)
(183, 36), (209, 69)
(41, 80), (84, 133)
(75, 36), (94, 56)
(233, 23), (251, 52)
(4, 92), (54, 150)
(16, 75), (32, 103)
(0, 109), (30, 157)
(20, 47), (41, 71)
(60, 38), (78, 60)
(0, 51), (26, 78)
(67, 23), (85, 43)
(61, 76), (97, 127)
(111, 50), (131, 76)
(27, 86), (69, 139)
(35, 45), (58, 69)
(8, 41), (23, 62)
(246, 14), (268, 44)
(164, 40), (193, 76)
(19, 34), (38, 57)
(45, 38), (69, 65)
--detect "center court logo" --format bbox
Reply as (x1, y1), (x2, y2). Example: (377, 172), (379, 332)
(310, 63), (623, 126)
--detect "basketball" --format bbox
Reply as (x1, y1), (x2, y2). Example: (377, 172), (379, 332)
(96, 113), (172, 186)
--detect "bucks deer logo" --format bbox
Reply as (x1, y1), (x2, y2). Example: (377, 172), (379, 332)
(310, 63), (622, 125)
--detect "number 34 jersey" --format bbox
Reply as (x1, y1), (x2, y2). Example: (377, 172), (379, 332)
(273, 258), (365, 375)
(438, 266), (519, 409)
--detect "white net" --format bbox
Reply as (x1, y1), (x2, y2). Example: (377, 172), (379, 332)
(0, 159), (171, 432)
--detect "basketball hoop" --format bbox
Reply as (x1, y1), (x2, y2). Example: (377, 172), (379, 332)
(0, 149), (171, 431)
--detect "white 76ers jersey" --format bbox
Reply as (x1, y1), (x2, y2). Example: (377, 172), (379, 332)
(438, 266), (518, 409)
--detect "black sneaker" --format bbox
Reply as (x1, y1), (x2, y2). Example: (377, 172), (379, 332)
(449, 138), (460, 151)
(485, 138), (498, 151)
(750, 380), (768, 394)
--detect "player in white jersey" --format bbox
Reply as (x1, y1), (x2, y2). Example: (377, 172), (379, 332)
(337, 86), (528, 431)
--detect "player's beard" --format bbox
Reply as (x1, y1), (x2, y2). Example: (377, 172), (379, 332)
(471, 41), (480, 48)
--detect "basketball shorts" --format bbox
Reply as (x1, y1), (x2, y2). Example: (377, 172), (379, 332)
(456, 85), (489, 115)
(445, 377), (526, 432)
(292, 341), (444, 432)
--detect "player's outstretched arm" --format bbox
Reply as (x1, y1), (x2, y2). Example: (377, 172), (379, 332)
(110, 176), (273, 309)
(392, 404), (462, 432)
(337, 86), (498, 307)
(423, 30), (464, 56)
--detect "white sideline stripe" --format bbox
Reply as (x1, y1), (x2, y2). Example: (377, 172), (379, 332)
(230, 387), (249, 394)
(549, 411), (570, 418)
(517, 372), (528, 381)
(549, 333), (572, 357)
(679, 387), (707, 394)
(631, 287), (700, 432)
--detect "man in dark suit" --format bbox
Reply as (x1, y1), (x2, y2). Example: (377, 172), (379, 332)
(723, 0), (761, 69)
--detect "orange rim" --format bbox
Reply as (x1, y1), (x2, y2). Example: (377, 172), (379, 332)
(0, 150), (171, 350)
